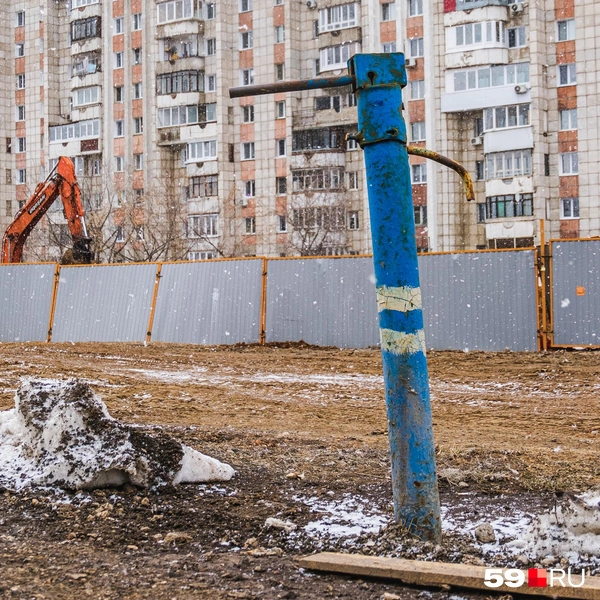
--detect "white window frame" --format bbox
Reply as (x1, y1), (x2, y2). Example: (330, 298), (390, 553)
(319, 42), (360, 72)
(276, 139), (286, 156)
(381, 2), (396, 22)
(347, 171), (359, 189)
(240, 31), (253, 50)
(414, 205), (427, 225)
(275, 25), (285, 43)
(559, 108), (577, 131)
(73, 0), (99, 7)
(72, 86), (100, 107)
(508, 26), (527, 48)
(411, 163), (427, 184)
(244, 180), (256, 198)
(157, 0), (194, 25)
(559, 152), (578, 176)
(115, 156), (125, 172)
(239, 0), (253, 12)
(115, 119), (124, 137)
(16, 10), (25, 27)
(133, 117), (143, 134)
(17, 137), (26, 153)
(410, 79), (425, 100)
(347, 210), (360, 230)
(241, 142), (255, 160)
(16, 169), (26, 184)
(557, 19), (575, 42)
(115, 85), (124, 102)
(483, 104), (530, 131)
(408, 37), (424, 58)
(114, 51), (124, 68)
(17, 105), (25, 121)
(134, 153), (144, 170)
(276, 214), (287, 233)
(16, 43), (24, 57)
(49, 119), (100, 143)
(318, 3), (358, 32)
(114, 17), (124, 34)
(242, 105), (255, 123)
(206, 74), (217, 92)
(133, 48), (142, 65)
(560, 197), (579, 219)
(206, 38), (216, 55)
(411, 121), (426, 142)
(132, 13), (142, 30)
(382, 42), (397, 53)
(16, 74), (25, 89)
(133, 82), (143, 99)
(245, 216), (256, 234)
(485, 149), (532, 179)
(450, 62), (530, 92)
(408, 0), (422, 17)
(276, 101), (286, 118)
(187, 139), (217, 161)
(240, 69), (254, 86)
(188, 214), (218, 237)
(558, 63), (576, 86)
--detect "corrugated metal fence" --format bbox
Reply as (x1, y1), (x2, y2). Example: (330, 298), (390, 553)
(0, 248), (545, 350)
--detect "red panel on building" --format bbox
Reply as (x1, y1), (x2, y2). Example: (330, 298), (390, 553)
(444, 0), (456, 12)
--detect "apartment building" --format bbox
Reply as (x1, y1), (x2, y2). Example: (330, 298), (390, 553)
(1, 0), (592, 261)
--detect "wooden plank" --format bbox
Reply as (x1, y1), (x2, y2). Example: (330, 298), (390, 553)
(298, 553), (600, 599)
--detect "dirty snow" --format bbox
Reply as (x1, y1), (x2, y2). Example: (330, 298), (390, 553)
(0, 378), (234, 491)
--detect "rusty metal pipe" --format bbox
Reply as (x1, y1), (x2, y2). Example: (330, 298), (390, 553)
(407, 146), (475, 202)
(229, 75), (354, 99)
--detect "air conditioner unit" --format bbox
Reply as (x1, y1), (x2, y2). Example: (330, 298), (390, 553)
(514, 83), (530, 94)
(471, 136), (483, 146)
(306, 0), (317, 9)
(510, 3), (524, 14)
(406, 57), (417, 67)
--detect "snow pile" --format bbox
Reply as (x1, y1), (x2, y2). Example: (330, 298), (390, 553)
(0, 378), (234, 491)
(511, 491), (600, 563)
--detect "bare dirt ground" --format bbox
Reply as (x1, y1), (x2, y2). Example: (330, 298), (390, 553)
(0, 342), (599, 599)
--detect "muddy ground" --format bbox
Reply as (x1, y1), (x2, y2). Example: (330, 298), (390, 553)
(0, 343), (599, 599)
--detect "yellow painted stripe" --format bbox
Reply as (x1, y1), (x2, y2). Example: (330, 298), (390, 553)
(376, 285), (422, 313)
(380, 328), (427, 355)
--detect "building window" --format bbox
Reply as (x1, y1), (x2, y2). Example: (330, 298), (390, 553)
(508, 26), (526, 48)
(276, 177), (287, 194)
(408, 37), (424, 58)
(483, 104), (530, 131)
(244, 180), (256, 198)
(134, 153), (143, 170)
(410, 79), (425, 100)
(484, 193), (533, 219)
(16, 43), (24, 57)
(115, 120), (124, 137)
(241, 69), (254, 86)
(557, 19), (575, 42)
(206, 74), (217, 92)
(157, 0), (195, 24)
(411, 163), (427, 184)
(188, 214), (218, 237)
(408, 0), (422, 16)
(381, 2), (396, 21)
(245, 216), (256, 234)
(206, 38), (216, 55)
(16, 10), (25, 27)
(276, 101), (286, 118)
(475, 161), (485, 181)
(560, 197), (579, 219)
(16, 74), (25, 89)
(240, 31), (253, 50)
(132, 13), (142, 30)
(72, 0), (99, 6)
(275, 25), (285, 43)
(133, 82), (143, 99)
(411, 121), (426, 142)
(72, 86), (100, 106)
(382, 42), (397, 53)
(17, 137), (26, 153)
(187, 139), (217, 161)
(114, 17), (124, 34)
(276, 63), (285, 80)
(159, 104), (215, 127)
(240, 0), (253, 12)
(319, 43), (359, 71)
(115, 156), (124, 172)
(347, 171), (358, 189)
(277, 215), (287, 232)
(292, 128), (344, 152)
(133, 48), (142, 65)
(116, 226), (125, 242)
(485, 149), (532, 179)
(241, 142), (255, 160)
(559, 152), (578, 175)
(206, 2), (216, 18)
(16, 169), (26, 184)
(449, 21), (506, 50)
(71, 17), (101, 42)
(348, 210), (359, 230)
(291, 207), (346, 231)
(414, 205), (427, 225)
(452, 63), (530, 92)
(276, 139), (286, 156)
(189, 251), (216, 261)
(292, 168), (344, 191)
(558, 63), (576, 86)
(115, 86), (124, 102)
(318, 3), (358, 32)
(49, 119), (100, 142)
(242, 105), (254, 123)
(17, 105), (25, 121)
(114, 51), (124, 68)
(156, 70), (205, 94)
(559, 108), (578, 131)
(190, 174), (218, 197)
(134, 117), (143, 134)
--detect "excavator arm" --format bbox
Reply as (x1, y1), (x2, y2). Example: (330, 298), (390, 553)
(2, 156), (92, 264)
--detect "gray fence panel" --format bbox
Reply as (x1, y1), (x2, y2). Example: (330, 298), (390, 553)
(265, 258), (379, 348)
(0, 264), (56, 342)
(52, 264), (157, 342)
(152, 260), (263, 344)
(551, 240), (600, 346)
(419, 250), (538, 351)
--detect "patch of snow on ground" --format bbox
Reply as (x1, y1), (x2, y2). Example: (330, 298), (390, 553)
(297, 494), (389, 539)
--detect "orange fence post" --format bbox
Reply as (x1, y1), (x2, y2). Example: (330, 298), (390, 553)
(145, 263), (162, 344)
(259, 258), (268, 344)
(46, 264), (61, 342)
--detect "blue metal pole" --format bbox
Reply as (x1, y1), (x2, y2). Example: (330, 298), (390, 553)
(349, 53), (441, 542)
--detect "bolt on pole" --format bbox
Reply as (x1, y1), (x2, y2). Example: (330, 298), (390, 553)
(349, 53), (441, 542)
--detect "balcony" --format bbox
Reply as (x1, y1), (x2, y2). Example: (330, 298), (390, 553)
(157, 19), (204, 39)
(483, 126), (533, 154)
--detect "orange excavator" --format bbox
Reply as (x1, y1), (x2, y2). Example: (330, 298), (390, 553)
(2, 156), (92, 264)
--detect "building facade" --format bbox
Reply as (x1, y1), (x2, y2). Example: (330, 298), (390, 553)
(0, 0), (590, 262)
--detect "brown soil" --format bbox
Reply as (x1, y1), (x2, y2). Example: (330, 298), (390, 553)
(0, 343), (599, 599)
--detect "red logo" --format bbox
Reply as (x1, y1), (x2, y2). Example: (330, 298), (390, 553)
(528, 569), (547, 588)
